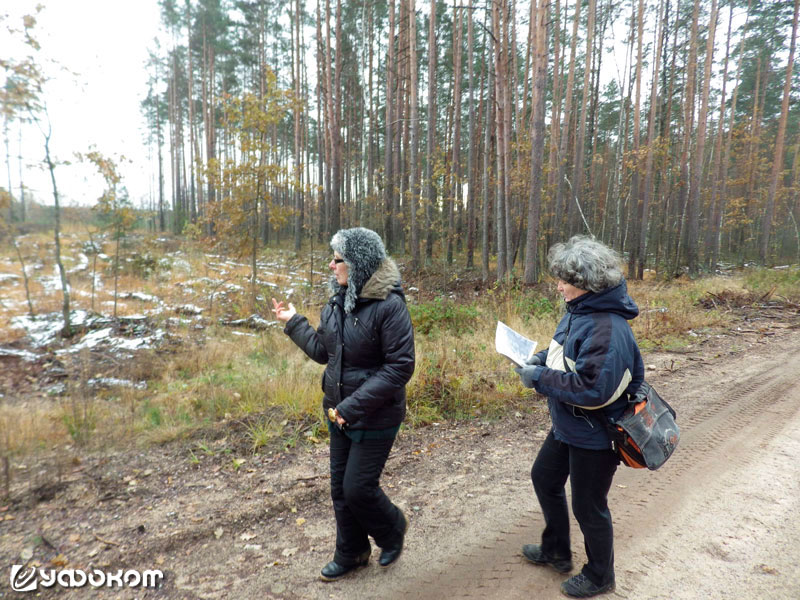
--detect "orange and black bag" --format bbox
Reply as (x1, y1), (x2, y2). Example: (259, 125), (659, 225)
(601, 382), (680, 470)
(561, 320), (679, 470)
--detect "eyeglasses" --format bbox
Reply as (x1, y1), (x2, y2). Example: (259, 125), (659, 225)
(332, 258), (345, 264)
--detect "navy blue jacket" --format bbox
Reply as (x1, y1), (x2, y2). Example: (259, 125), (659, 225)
(527, 281), (644, 450)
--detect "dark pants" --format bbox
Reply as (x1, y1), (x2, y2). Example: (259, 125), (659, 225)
(329, 425), (403, 565)
(531, 431), (618, 586)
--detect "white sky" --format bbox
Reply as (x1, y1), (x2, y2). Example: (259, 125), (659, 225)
(2, 1), (163, 209)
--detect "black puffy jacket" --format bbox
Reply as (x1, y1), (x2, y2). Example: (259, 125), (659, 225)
(284, 258), (415, 430)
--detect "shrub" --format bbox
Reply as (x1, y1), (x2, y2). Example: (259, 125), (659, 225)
(408, 298), (480, 335)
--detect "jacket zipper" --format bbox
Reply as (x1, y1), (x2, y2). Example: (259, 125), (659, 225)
(352, 316), (375, 342)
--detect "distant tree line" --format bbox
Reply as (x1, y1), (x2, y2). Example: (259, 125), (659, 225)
(133, 0), (800, 278)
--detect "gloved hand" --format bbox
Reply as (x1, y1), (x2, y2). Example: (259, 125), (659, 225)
(514, 364), (540, 388)
(525, 355), (543, 366)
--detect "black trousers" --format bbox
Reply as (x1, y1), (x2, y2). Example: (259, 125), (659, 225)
(531, 431), (619, 586)
(329, 425), (403, 565)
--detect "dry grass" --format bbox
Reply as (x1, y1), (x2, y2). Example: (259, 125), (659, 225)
(2, 228), (799, 460)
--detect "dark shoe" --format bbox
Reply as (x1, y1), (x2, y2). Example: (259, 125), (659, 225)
(379, 510), (409, 567)
(319, 553), (370, 582)
(560, 573), (615, 598)
(521, 544), (573, 574)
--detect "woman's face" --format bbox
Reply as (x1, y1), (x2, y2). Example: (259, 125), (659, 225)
(557, 279), (588, 302)
(329, 252), (349, 286)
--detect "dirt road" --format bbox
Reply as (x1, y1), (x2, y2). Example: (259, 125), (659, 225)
(3, 326), (800, 599)
(295, 327), (800, 600)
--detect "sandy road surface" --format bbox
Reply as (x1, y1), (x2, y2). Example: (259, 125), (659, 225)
(299, 330), (800, 600)
(380, 336), (800, 600)
(3, 329), (800, 600)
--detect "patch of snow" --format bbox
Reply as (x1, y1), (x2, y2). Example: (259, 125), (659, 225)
(102, 301), (129, 310)
(11, 310), (106, 347)
(175, 304), (204, 316)
(171, 258), (192, 274)
(230, 331), (257, 337)
(0, 347), (40, 362)
(87, 377), (147, 390)
(57, 327), (166, 355)
(118, 292), (161, 303)
(67, 253), (89, 274)
(47, 383), (67, 396)
(39, 264), (65, 292)
(220, 314), (275, 331)
(0, 273), (21, 285)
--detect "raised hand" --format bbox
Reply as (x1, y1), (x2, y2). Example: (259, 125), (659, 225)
(271, 297), (297, 323)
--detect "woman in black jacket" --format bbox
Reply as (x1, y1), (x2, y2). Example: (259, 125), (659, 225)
(272, 227), (415, 582)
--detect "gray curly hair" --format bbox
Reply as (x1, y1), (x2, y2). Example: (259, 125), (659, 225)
(547, 235), (623, 293)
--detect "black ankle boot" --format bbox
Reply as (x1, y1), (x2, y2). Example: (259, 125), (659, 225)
(379, 510), (409, 567)
(319, 553), (370, 582)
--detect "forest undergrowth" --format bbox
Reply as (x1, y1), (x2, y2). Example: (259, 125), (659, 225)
(2, 228), (799, 481)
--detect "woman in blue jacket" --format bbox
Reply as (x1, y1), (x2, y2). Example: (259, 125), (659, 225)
(515, 235), (644, 598)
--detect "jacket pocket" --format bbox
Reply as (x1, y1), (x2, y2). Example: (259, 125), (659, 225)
(353, 316), (377, 343)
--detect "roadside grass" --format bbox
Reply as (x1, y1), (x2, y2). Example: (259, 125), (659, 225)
(741, 266), (800, 301)
(2, 229), (799, 464)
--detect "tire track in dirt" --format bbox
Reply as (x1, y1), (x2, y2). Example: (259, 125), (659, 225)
(384, 337), (800, 600)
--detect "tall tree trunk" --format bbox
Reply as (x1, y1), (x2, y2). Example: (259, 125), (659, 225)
(492, 0), (507, 280)
(637, 0), (666, 279)
(570, 0), (595, 235)
(482, 20), (494, 282)
(547, 0), (562, 235)
(367, 2), (375, 223)
(711, 0), (750, 269)
(4, 119), (12, 223)
(554, 0), (581, 240)
(448, 5), (463, 265)
(675, 0), (699, 273)
(706, 1), (736, 268)
(687, 0), (717, 275)
(409, 0), (420, 268)
(627, 0), (645, 278)
(425, 0), (437, 263)
(17, 125), (26, 222)
(384, 0), (396, 251)
(324, 0), (341, 235)
(293, 0), (304, 251)
(187, 4), (197, 224)
(761, 0), (799, 264)
(523, 0), (547, 283)
(466, 0), (477, 268)
(155, 89), (165, 232)
(394, 6), (405, 253)
(501, 0), (513, 274)
(202, 29), (217, 233)
(42, 124), (71, 337)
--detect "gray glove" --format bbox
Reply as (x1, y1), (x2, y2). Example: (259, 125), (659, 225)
(526, 355), (543, 366)
(514, 365), (539, 388)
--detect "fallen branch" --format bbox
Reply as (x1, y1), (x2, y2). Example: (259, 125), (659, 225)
(93, 532), (121, 547)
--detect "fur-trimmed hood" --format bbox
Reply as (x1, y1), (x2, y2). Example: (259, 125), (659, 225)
(329, 227), (400, 313)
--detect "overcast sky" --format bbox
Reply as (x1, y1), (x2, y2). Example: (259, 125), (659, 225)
(2, 1), (162, 209)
